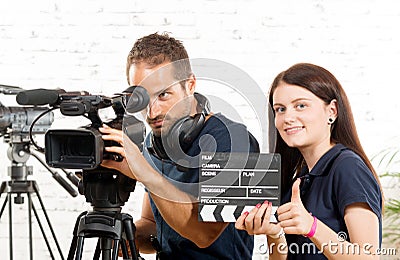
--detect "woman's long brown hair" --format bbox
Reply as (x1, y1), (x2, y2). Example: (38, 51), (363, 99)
(268, 63), (383, 202)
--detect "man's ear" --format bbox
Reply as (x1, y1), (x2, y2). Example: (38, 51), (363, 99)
(186, 74), (196, 95)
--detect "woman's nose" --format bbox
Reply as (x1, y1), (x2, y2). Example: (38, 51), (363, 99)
(283, 109), (296, 124)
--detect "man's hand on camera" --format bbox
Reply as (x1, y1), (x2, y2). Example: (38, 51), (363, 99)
(100, 125), (162, 188)
(99, 124), (125, 154)
(99, 125), (136, 179)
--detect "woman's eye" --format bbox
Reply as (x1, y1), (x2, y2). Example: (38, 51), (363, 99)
(296, 104), (306, 109)
(274, 107), (285, 113)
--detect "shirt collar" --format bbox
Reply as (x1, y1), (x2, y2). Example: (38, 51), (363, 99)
(300, 143), (348, 177)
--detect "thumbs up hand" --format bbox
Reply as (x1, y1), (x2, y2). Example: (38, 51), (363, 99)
(291, 177), (302, 203)
(276, 178), (314, 236)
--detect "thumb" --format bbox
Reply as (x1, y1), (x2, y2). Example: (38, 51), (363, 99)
(291, 178), (302, 203)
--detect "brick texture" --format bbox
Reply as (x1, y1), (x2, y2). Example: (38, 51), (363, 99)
(1, 0), (400, 259)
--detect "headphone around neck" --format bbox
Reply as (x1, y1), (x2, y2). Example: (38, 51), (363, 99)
(149, 92), (211, 161)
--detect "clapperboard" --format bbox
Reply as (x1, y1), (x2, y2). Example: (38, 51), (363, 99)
(198, 152), (281, 222)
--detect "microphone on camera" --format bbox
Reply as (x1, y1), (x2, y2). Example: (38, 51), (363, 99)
(16, 88), (65, 106)
(122, 85), (150, 113)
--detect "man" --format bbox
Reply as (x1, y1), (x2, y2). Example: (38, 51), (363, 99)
(100, 32), (259, 259)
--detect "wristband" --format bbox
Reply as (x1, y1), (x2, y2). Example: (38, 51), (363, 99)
(304, 216), (317, 238)
(268, 228), (285, 239)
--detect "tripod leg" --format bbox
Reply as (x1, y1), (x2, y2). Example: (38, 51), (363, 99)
(93, 238), (118, 260)
(112, 240), (119, 260)
(33, 183), (65, 259)
(67, 236), (78, 260)
(8, 193), (13, 260)
(0, 193), (8, 218)
(31, 202), (56, 260)
(122, 215), (140, 260)
(120, 239), (130, 260)
(93, 239), (101, 260)
(94, 239), (122, 260)
(100, 238), (113, 260)
(75, 236), (85, 260)
(68, 212), (88, 260)
(27, 193), (34, 260)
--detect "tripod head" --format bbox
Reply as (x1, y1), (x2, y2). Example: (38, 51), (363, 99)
(5, 133), (33, 181)
(77, 168), (137, 212)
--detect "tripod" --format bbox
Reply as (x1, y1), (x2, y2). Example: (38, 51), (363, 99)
(67, 209), (143, 260)
(0, 140), (65, 260)
(67, 169), (143, 260)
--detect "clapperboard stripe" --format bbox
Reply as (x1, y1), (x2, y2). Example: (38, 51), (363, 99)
(220, 205), (237, 221)
(198, 204), (204, 221)
(270, 206), (279, 222)
(200, 205), (236, 222)
(199, 205), (279, 222)
(213, 205), (224, 222)
(199, 204), (217, 222)
(233, 205), (245, 219)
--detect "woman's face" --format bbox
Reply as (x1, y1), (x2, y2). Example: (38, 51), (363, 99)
(272, 83), (335, 152)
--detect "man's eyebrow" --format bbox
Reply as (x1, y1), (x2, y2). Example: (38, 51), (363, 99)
(153, 84), (176, 96)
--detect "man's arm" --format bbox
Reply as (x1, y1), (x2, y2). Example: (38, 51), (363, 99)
(135, 195), (157, 253)
(149, 191), (228, 248)
(131, 157), (228, 248)
(100, 126), (229, 248)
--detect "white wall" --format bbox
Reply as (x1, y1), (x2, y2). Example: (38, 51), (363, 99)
(1, 0), (400, 259)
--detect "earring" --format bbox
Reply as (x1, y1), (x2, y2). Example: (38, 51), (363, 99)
(328, 118), (334, 125)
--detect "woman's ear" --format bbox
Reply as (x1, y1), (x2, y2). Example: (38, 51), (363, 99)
(329, 99), (338, 120)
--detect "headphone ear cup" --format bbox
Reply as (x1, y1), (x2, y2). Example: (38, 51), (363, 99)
(150, 93), (210, 161)
(166, 115), (194, 152)
(180, 113), (205, 144)
(164, 113), (205, 156)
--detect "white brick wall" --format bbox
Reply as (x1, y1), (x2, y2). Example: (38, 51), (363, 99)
(1, 0), (400, 259)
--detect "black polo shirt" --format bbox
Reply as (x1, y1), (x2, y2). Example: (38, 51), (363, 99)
(144, 113), (258, 259)
(281, 143), (382, 260)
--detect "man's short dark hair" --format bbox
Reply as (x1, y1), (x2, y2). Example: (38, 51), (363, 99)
(126, 32), (192, 84)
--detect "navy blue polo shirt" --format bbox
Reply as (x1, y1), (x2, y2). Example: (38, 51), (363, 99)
(281, 143), (382, 260)
(143, 113), (259, 259)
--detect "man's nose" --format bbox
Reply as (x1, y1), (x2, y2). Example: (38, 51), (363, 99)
(147, 99), (162, 118)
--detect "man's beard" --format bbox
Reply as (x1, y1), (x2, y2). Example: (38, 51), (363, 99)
(147, 96), (193, 137)
(147, 114), (186, 137)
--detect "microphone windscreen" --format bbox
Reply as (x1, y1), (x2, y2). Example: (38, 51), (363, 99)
(16, 89), (60, 105)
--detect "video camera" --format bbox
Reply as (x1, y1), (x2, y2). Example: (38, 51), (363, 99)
(0, 85), (53, 139)
(0, 103), (53, 181)
(16, 86), (149, 209)
(1, 84), (54, 181)
(16, 87), (149, 169)
(0, 105), (53, 138)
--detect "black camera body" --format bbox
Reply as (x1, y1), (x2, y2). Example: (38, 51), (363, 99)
(35, 88), (148, 209)
(44, 92), (145, 170)
(45, 127), (105, 169)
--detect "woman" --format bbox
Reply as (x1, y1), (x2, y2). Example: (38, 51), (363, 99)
(235, 63), (383, 259)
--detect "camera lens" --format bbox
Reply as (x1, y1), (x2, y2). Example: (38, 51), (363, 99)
(65, 136), (94, 156)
